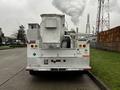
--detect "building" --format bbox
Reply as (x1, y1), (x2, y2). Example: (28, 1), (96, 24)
(97, 26), (120, 52)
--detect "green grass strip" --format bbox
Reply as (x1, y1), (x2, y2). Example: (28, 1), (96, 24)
(91, 49), (120, 90)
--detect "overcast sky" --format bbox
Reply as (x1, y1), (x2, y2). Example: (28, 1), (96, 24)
(0, 0), (120, 36)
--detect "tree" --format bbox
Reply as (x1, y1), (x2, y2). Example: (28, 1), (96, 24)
(17, 25), (26, 44)
(0, 28), (4, 46)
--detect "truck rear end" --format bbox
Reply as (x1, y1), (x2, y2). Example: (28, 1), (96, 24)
(26, 14), (91, 75)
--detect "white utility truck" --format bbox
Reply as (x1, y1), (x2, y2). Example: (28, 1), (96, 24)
(26, 14), (91, 75)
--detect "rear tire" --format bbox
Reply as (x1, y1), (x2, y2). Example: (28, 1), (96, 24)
(29, 70), (37, 76)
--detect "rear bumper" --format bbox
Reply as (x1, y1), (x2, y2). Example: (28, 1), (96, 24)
(26, 67), (91, 72)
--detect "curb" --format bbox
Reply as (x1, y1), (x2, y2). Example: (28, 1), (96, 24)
(86, 71), (110, 90)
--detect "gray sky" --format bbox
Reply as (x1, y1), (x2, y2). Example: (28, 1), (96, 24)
(0, 0), (120, 36)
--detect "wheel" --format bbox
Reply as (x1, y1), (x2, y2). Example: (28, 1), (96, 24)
(29, 70), (37, 76)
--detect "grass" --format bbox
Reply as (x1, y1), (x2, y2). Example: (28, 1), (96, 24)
(9, 45), (26, 48)
(0, 46), (13, 50)
(0, 45), (26, 50)
(91, 49), (120, 90)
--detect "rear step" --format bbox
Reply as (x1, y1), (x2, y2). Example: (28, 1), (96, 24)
(51, 68), (66, 72)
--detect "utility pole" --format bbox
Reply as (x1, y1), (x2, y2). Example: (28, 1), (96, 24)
(96, 0), (110, 34)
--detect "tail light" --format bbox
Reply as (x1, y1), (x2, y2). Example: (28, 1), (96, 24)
(79, 45), (82, 48)
(31, 44), (38, 48)
(29, 40), (38, 49)
(35, 45), (38, 47)
(83, 45), (86, 48)
(31, 45), (34, 48)
(79, 44), (86, 48)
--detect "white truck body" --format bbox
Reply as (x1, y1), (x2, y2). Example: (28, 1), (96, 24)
(26, 14), (91, 72)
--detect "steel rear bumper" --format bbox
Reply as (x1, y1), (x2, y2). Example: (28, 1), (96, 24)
(26, 67), (91, 71)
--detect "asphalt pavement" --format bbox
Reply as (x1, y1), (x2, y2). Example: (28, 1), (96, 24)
(0, 48), (100, 90)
